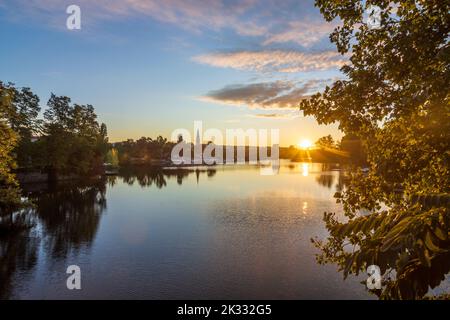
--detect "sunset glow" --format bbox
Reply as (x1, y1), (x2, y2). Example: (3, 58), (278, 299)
(298, 139), (313, 150)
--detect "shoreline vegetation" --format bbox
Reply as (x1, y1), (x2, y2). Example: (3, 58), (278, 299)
(14, 141), (365, 184)
(0, 82), (366, 185)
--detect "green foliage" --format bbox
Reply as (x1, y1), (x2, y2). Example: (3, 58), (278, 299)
(315, 135), (336, 149)
(1, 83), (109, 182)
(0, 86), (24, 214)
(115, 135), (174, 165)
(42, 94), (109, 177)
(106, 148), (119, 167)
(302, 0), (449, 134)
(339, 134), (366, 165)
(0, 81), (42, 169)
(305, 0), (450, 299)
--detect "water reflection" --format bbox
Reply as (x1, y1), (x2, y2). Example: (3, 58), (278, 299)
(1, 166), (220, 298)
(0, 213), (38, 299)
(0, 180), (107, 298)
(1, 162), (362, 299)
(31, 180), (107, 258)
(116, 166), (216, 188)
(316, 173), (334, 188)
(302, 163), (309, 176)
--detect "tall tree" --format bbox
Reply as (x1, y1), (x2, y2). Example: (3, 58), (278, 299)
(301, 0), (450, 299)
(0, 82), (41, 168)
(315, 135), (336, 149)
(0, 86), (23, 215)
(43, 94), (108, 177)
(302, 0), (449, 134)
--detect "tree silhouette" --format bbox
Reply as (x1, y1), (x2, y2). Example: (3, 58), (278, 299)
(315, 135), (336, 149)
(302, 0), (450, 299)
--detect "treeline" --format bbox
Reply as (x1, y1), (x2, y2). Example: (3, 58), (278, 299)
(280, 134), (366, 164)
(0, 82), (109, 213)
(113, 133), (366, 166)
(113, 136), (175, 165)
(114, 138), (280, 166)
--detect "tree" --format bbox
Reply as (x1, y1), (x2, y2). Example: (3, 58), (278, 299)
(114, 135), (176, 166)
(301, 0), (450, 299)
(0, 86), (24, 216)
(105, 148), (119, 167)
(302, 0), (449, 135)
(0, 82), (41, 168)
(43, 94), (108, 177)
(339, 134), (366, 164)
(315, 135), (336, 149)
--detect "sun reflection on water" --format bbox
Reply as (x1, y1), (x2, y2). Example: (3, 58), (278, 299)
(302, 163), (309, 176)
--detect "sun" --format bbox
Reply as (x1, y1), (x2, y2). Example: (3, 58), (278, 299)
(298, 139), (313, 150)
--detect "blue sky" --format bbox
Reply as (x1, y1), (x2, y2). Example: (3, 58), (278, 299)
(0, 0), (346, 146)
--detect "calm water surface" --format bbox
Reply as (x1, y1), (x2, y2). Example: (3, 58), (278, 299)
(1, 161), (373, 299)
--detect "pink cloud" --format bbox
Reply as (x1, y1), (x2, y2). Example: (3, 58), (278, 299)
(263, 20), (337, 47)
(193, 50), (347, 73)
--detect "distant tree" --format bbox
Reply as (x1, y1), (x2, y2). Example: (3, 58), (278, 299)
(315, 135), (336, 149)
(114, 135), (175, 165)
(135, 137), (151, 159)
(96, 123), (109, 162)
(154, 135), (168, 160)
(105, 148), (119, 167)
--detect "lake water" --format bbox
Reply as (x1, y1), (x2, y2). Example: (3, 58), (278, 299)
(1, 161), (372, 299)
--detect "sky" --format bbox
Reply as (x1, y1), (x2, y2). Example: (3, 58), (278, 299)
(0, 0), (347, 146)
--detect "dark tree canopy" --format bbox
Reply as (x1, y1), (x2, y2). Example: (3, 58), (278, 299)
(303, 0), (450, 299)
(301, 0), (449, 134)
(315, 135), (336, 149)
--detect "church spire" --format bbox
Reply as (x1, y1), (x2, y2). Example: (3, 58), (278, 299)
(196, 129), (201, 146)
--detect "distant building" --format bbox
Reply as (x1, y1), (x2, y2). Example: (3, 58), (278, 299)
(194, 129), (202, 164)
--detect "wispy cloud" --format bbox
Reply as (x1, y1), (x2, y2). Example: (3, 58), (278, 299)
(193, 50), (346, 73)
(263, 20), (337, 47)
(247, 113), (299, 119)
(200, 79), (328, 110)
(4, 0), (335, 47)
(1, 0), (265, 34)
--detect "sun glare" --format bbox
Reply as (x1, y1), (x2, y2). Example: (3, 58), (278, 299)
(298, 139), (313, 149)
